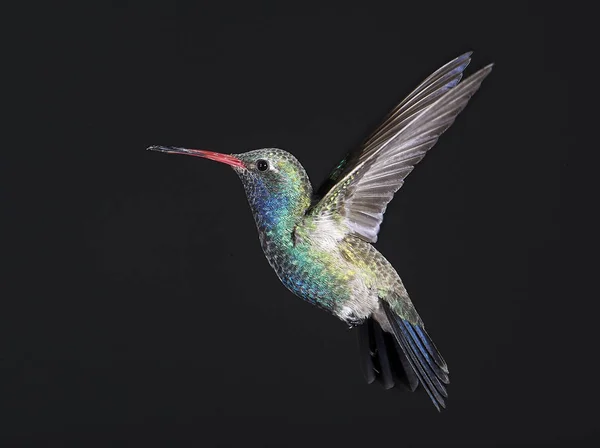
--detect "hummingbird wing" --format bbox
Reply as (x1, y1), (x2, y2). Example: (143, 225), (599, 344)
(308, 53), (492, 243)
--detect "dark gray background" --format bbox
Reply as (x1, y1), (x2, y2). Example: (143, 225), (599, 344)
(3, 1), (596, 446)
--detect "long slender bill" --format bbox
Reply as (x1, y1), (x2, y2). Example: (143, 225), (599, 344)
(147, 146), (245, 168)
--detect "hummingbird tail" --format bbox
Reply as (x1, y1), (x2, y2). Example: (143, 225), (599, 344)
(380, 301), (450, 411)
(356, 317), (419, 392)
(357, 301), (450, 411)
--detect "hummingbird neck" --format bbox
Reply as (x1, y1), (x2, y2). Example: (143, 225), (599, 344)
(246, 181), (312, 238)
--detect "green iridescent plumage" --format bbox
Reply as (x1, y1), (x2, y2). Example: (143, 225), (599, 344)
(149, 52), (493, 411)
(232, 149), (419, 323)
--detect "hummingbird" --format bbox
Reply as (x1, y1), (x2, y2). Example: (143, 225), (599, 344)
(149, 52), (492, 411)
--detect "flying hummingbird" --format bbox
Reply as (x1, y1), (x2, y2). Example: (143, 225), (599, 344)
(149, 52), (492, 411)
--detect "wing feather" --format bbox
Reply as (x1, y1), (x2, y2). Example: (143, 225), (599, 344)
(308, 53), (492, 243)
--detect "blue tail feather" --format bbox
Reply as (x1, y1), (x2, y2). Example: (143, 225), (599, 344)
(404, 322), (449, 384)
(414, 324), (449, 374)
(382, 301), (449, 411)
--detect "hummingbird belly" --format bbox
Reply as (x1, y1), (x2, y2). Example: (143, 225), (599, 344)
(258, 230), (404, 323)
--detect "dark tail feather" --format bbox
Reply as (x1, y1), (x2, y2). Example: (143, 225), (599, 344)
(356, 322), (376, 385)
(356, 318), (419, 392)
(382, 301), (449, 411)
(388, 333), (420, 392)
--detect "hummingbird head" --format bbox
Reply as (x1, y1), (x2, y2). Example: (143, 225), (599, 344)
(148, 146), (313, 232)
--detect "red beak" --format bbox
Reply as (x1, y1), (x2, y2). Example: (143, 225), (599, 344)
(147, 146), (245, 169)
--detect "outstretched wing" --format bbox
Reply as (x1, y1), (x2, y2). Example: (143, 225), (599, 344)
(308, 53), (493, 243)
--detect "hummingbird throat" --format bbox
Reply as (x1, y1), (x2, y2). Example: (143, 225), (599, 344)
(241, 175), (311, 239)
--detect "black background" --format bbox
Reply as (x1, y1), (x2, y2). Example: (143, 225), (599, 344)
(3, 1), (597, 447)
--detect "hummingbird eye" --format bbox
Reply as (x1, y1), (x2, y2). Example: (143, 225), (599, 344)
(256, 159), (269, 171)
